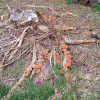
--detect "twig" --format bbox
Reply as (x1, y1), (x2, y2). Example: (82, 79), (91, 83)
(0, 42), (31, 54)
(1, 46), (31, 68)
(24, 5), (62, 17)
(62, 35), (96, 44)
(53, 48), (56, 66)
(49, 7), (62, 18)
(49, 50), (59, 80)
(30, 68), (36, 80)
(8, 26), (33, 60)
(24, 5), (53, 8)
(2, 43), (36, 100)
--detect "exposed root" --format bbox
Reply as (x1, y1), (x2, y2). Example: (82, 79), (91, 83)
(1, 43), (37, 100)
(1, 46), (31, 69)
(8, 26), (33, 60)
(50, 50), (59, 80)
(30, 68), (36, 80)
(53, 48), (56, 66)
(62, 35), (96, 44)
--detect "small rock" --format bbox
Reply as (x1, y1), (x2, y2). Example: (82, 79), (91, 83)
(37, 25), (49, 33)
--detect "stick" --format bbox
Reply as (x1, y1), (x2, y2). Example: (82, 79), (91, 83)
(8, 26), (33, 60)
(53, 48), (56, 66)
(2, 44), (36, 100)
(30, 68), (36, 79)
(24, 5), (53, 8)
(24, 5), (62, 17)
(62, 35), (96, 44)
(1, 46), (31, 68)
(49, 50), (59, 80)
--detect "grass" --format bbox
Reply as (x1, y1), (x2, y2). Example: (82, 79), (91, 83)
(3, 59), (25, 81)
(0, 0), (3, 3)
(0, 83), (10, 99)
(51, 63), (80, 99)
(9, 79), (54, 100)
(92, 3), (100, 12)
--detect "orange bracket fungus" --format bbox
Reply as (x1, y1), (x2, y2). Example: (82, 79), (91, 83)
(35, 68), (40, 73)
(36, 63), (42, 68)
(18, 82), (21, 86)
(42, 49), (48, 55)
(31, 64), (35, 68)
(64, 62), (71, 67)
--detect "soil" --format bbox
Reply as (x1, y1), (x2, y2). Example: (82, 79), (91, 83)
(0, 0), (100, 99)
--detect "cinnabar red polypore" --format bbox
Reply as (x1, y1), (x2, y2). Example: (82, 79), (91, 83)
(56, 58), (60, 63)
(42, 49), (48, 55)
(25, 67), (27, 70)
(66, 59), (71, 63)
(24, 73), (28, 77)
(30, 68), (32, 71)
(52, 50), (56, 54)
(41, 59), (44, 61)
(3, 29), (7, 32)
(35, 68), (40, 73)
(31, 65), (35, 68)
(64, 62), (71, 67)
(60, 68), (64, 74)
(61, 26), (66, 31)
(56, 53), (59, 58)
(61, 45), (68, 49)
(39, 56), (43, 58)
(24, 70), (28, 73)
(39, 12), (43, 15)
(59, 45), (68, 51)
(18, 82), (21, 86)
(36, 63), (42, 68)
(64, 51), (70, 55)
(67, 55), (72, 59)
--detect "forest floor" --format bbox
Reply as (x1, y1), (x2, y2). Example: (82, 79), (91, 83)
(0, 0), (100, 100)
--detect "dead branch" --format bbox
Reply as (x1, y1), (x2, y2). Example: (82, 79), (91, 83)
(2, 43), (37, 100)
(63, 53), (68, 77)
(50, 50), (59, 80)
(8, 26), (33, 60)
(0, 41), (31, 54)
(49, 7), (62, 18)
(53, 48), (56, 66)
(61, 11), (79, 17)
(24, 5), (61, 17)
(30, 68), (36, 80)
(1, 46), (31, 69)
(0, 40), (16, 48)
(62, 35), (96, 44)
(24, 5), (53, 8)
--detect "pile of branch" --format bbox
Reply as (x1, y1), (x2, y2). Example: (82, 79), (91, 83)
(0, 5), (98, 100)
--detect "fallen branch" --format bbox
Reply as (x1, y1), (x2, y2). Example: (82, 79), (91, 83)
(24, 5), (53, 8)
(61, 11), (79, 17)
(0, 41), (32, 54)
(49, 7), (62, 17)
(62, 35), (96, 44)
(30, 68), (36, 79)
(63, 52), (68, 76)
(24, 5), (62, 17)
(49, 50), (59, 80)
(2, 43), (36, 100)
(53, 48), (56, 66)
(8, 26), (33, 60)
(1, 46), (31, 69)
